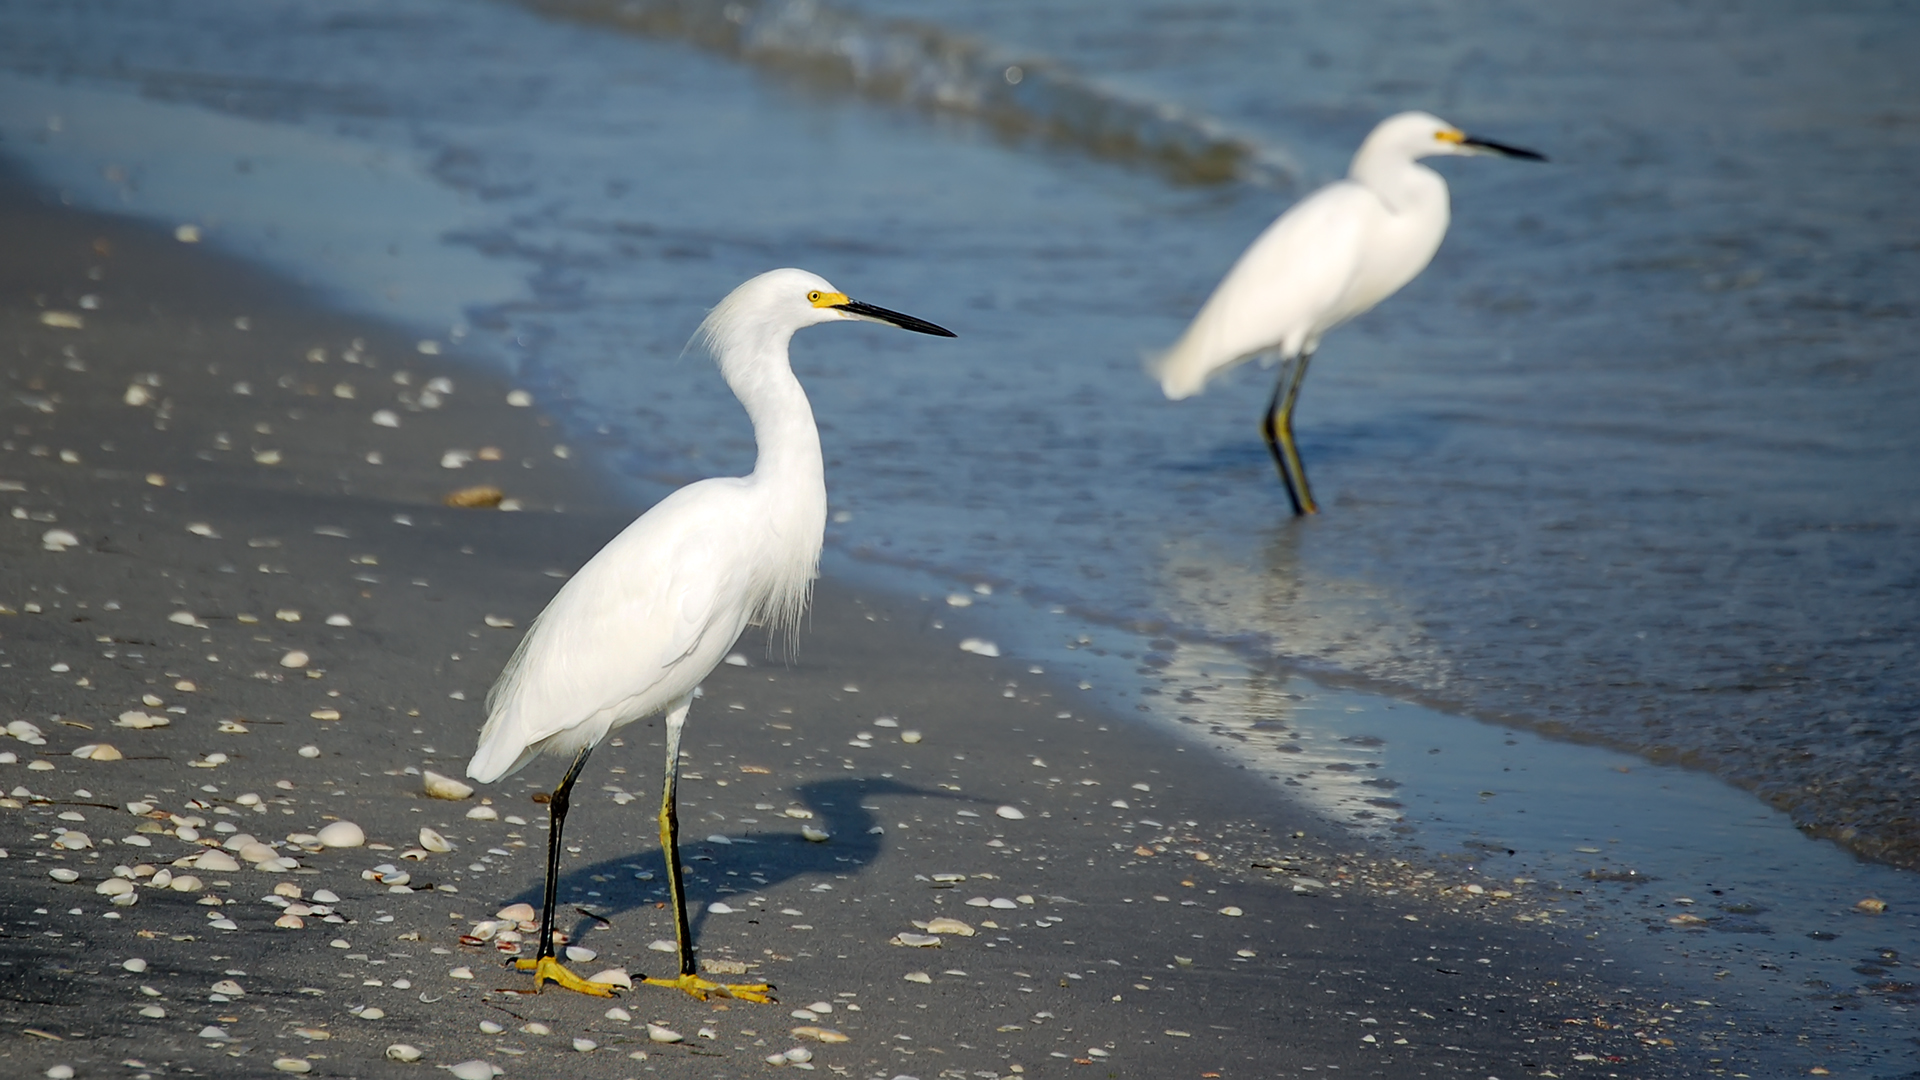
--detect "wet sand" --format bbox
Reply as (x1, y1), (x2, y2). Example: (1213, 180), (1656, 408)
(0, 168), (1689, 1078)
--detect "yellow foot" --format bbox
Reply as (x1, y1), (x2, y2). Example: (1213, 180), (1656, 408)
(642, 971), (776, 1004)
(513, 955), (620, 997)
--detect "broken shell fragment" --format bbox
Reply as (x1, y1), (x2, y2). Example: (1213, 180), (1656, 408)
(422, 771), (473, 801)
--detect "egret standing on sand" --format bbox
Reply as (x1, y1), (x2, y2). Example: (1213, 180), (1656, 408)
(467, 269), (954, 1000)
(1153, 111), (1544, 515)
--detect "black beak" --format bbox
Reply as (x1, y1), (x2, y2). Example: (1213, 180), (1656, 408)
(1462, 135), (1546, 162)
(835, 299), (957, 337)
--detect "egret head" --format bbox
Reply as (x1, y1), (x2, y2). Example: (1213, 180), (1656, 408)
(701, 268), (953, 352)
(1368, 111), (1546, 163)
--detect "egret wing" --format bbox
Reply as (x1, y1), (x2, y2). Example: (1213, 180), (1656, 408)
(1155, 182), (1375, 399)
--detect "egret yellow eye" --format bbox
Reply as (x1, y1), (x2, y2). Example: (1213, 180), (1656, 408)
(806, 290), (822, 303)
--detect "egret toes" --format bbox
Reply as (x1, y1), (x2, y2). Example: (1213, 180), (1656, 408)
(514, 955), (621, 997)
(643, 972), (777, 1004)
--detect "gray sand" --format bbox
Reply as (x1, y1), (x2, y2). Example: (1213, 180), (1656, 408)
(0, 170), (1684, 1077)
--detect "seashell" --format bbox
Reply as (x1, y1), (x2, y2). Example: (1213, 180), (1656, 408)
(903, 971), (932, 984)
(464, 805), (497, 820)
(211, 979), (244, 997)
(890, 933), (941, 948)
(123, 958), (148, 973)
(193, 850), (241, 873)
(422, 771), (473, 800)
(443, 1061), (501, 1080)
(55, 832), (92, 851)
(48, 868), (81, 883)
(371, 409), (400, 428)
(1857, 897), (1888, 914)
(238, 842), (277, 864)
(298, 745), (321, 759)
(646, 1024), (683, 1043)
(316, 821), (365, 848)
(386, 1044), (422, 1062)
(358, 1007), (386, 1020)
(572, 1038), (596, 1052)
(272, 1058), (311, 1073)
(325, 613), (351, 627)
(418, 826), (453, 852)
(994, 805), (1025, 820)
(791, 1026), (850, 1044)
(589, 968), (633, 989)
(279, 650), (309, 669)
(96, 878), (135, 896)
(783, 1047), (813, 1063)
(74, 743), (122, 761)
(483, 614), (514, 628)
(444, 485), (502, 509)
(958, 637), (999, 657)
(1218, 906), (1244, 917)
(495, 903), (536, 923)
(924, 917), (974, 936)
(113, 711), (168, 730)
(801, 825), (830, 842)
(275, 914), (305, 929)
(900, 730), (923, 744)
(169, 875), (203, 892)
(308, 709), (339, 722)
(42, 528), (81, 552)
(447, 967), (474, 980)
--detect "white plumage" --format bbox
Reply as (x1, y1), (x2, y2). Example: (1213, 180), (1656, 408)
(1154, 111), (1543, 514)
(466, 267), (952, 1001)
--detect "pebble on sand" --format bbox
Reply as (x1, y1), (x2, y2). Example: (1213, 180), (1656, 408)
(317, 821), (366, 848)
(422, 771), (474, 800)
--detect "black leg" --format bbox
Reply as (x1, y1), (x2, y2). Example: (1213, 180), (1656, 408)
(1268, 351), (1318, 515)
(537, 746), (593, 961)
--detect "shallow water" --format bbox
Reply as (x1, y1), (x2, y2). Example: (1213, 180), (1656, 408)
(2, 0), (1918, 1064)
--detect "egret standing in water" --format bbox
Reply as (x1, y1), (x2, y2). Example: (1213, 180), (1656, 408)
(1153, 111), (1544, 515)
(467, 269), (954, 1000)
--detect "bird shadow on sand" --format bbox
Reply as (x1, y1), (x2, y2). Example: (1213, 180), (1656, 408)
(495, 775), (972, 964)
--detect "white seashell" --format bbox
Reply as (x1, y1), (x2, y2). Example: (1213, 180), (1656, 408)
(371, 409), (400, 428)
(123, 958), (148, 973)
(783, 1047), (813, 1063)
(421, 771), (473, 800)
(386, 1044), (422, 1062)
(564, 945), (596, 962)
(198, 1026), (230, 1041)
(325, 613), (352, 627)
(801, 825), (830, 843)
(73, 743), (123, 761)
(443, 1061), (501, 1080)
(279, 650), (310, 669)
(590, 969), (633, 990)
(506, 389), (533, 407)
(573, 1038), (596, 1052)
(418, 827), (453, 853)
(891, 933), (941, 948)
(1219, 906), (1244, 917)
(707, 902), (736, 914)
(48, 868), (80, 883)
(170, 875), (203, 892)
(495, 902), (536, 923)
(958, 637), (1000, 657)
(113, 710), (168, 729)
(924, 917), (974, 936)
(275, 914), (305, 929)
(194, 850), (241, 873)
(447, 966), (474, 980)
(96, 878), (134, 896)
(211, 979), (244, 996)
(139, 1005), (166, 1018)
(298, 745), (322, 758)
(54, 832), (92, 850)
(465, 805), (497, 820)
(316, 821), (365, 848)
(900, 730), (923, 744)
(42, 528), (81, 552)
(358, 1007), (386, 1020)
(646, 1024), (683, 1043)
(903, 971), (932, 984)
(312, 889), (340, 903)
(271, 1059), (311, 1073)
(238, 842), (277, 864)
(989, 897), (1018, 909)
(994, 805), (1025, 820)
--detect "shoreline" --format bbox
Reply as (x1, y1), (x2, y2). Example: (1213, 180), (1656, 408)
(1, 161), (1726, 1078)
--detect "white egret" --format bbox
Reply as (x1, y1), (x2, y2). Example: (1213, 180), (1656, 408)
(466, 268), (954, 1000)
(1153, 111), (1544, 514)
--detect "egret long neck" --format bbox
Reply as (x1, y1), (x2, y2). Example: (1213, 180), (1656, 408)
(1349, 150), (1448, 217)
(733, 340), (824, 491)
